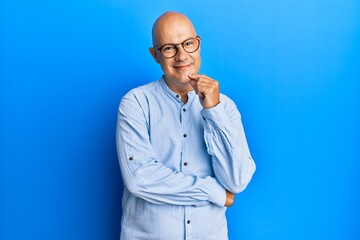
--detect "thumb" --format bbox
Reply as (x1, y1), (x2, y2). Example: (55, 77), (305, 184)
(189, 79), (197, 88)
(188, 74), (198, 88)
(188, 73), (199, 80)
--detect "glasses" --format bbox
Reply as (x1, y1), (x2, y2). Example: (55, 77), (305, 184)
(156, 36), (201, 58)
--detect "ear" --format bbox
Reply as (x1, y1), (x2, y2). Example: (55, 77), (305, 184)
(149, 47), (160, 63)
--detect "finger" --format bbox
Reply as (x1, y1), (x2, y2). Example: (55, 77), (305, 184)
(188, 73), (199, 80)
(190, 74), (213, 83)
(196, 82), (217, 95)
(189, 73), (213, 80)
(189, 78), (199, 93)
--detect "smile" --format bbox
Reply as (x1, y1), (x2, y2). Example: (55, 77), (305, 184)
(173, 64), (192, 70)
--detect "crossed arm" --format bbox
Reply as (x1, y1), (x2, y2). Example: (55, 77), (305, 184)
(117, 93), (227, 207)
(116, 75), (255, 207)
(189, 73), (256, 194)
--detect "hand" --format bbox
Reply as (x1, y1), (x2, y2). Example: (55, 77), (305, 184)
(188, 74), (220, 109)
(225, 190), (235, 207)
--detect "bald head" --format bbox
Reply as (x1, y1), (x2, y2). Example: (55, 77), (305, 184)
(149, 12), (201, 89)
(151, 12), (197, 47)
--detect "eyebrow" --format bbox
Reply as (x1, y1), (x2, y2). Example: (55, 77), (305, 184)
(157, 36), (197, 48)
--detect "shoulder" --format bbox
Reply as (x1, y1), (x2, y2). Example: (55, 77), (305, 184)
(219, 93), (237, 108)
(121, 80), (162, 105)
(219, 93), (232, 102)
(119, 79), (162, 115)
(123, 80), (160, 99)
(219, 93), (242, 117)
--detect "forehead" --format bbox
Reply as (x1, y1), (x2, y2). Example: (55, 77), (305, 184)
(154, 15), (197, 45)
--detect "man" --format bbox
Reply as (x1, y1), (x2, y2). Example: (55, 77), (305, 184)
(116, 11), (256, 240)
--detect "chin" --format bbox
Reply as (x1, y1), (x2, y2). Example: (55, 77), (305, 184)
(167, 73), (189, 83)
(178, 75), (191, 84)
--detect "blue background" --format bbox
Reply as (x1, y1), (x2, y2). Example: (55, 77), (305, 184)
(1, 0), (359, 239)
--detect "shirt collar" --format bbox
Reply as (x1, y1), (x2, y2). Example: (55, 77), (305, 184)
(160, 76), (196, 104)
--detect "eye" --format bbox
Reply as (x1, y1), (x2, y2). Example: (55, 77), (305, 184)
(162, 45), (176, 53)
(184, 39), (195, 46)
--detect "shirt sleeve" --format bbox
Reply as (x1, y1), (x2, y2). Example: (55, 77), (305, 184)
(201, 95), (256, 194)
(116, 92), (226, 207)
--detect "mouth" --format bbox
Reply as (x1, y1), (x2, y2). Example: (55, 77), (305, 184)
(173, 63), (192, 71)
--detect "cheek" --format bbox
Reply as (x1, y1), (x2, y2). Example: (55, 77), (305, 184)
(193, 55), (201, 69)
(159, 59), (173, 72)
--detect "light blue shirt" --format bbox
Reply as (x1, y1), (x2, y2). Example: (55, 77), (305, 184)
(116, 77), (256, 240)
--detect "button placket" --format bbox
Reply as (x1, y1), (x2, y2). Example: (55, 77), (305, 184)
(180, 103), (189, 173)
(184, 206), (192, 240)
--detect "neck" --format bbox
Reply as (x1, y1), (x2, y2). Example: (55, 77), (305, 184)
(163, 75), (193, 103)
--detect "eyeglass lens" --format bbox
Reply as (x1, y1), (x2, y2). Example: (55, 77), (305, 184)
(160, 38), (200, 58)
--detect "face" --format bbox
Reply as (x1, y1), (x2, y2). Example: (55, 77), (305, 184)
(150, 13), (201, 91)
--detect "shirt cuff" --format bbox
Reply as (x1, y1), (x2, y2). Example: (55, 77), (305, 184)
(206, 177), (226, 207)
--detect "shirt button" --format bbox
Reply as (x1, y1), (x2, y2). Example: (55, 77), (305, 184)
(128, 157), (133, 161)
(184, 162), (188, 166)
(187, 220), (191, 224)
(183, 134), (187, 138)
(176, 94), (180, 98)
(202, 117), (206, 120)
(183, 108), (186, 112)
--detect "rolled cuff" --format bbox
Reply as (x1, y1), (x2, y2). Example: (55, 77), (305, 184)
(206, 177), (226, 207)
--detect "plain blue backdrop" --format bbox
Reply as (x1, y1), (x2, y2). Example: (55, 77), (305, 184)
(1, 0), (359, 239)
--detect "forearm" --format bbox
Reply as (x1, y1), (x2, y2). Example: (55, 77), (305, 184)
(118, 148), (225, 207)
(202, 99), (256, 193)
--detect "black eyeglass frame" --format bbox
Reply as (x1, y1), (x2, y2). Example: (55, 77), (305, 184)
(156, 36), (201, 59)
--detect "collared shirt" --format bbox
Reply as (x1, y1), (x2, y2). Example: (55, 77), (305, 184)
(116, 77), (256, 240)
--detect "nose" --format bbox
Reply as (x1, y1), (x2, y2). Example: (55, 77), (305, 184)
(174, 44), (188, 61)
